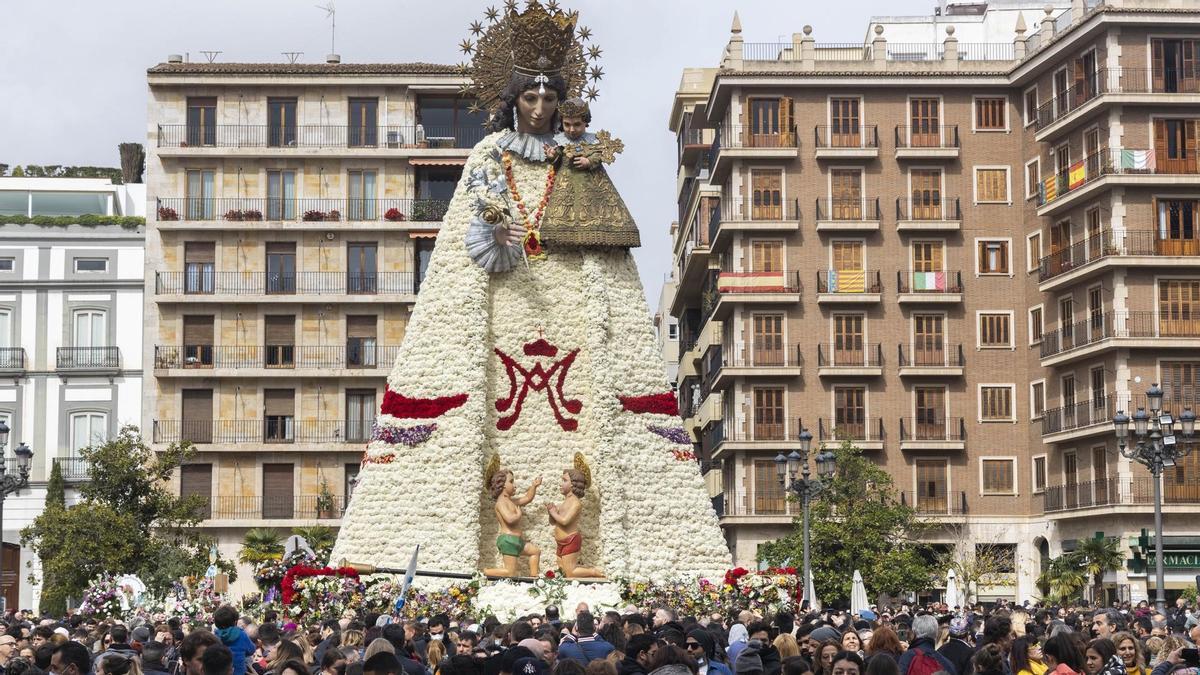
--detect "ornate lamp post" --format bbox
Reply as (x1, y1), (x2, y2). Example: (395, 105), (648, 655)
(0, 421), (32, 612)
(775, 429), (835, 610)
(1113, 383), (1196, 613)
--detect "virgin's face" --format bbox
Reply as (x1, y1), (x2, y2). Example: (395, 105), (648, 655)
(515, 87), (559, 134)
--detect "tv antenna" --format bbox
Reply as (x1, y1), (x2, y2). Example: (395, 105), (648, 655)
(200, 50), (222, 63)
(316, 2), (336, 54)
(282, 51), (304, 64)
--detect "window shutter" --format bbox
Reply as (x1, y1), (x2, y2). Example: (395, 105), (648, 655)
(180, 464), (213, 518)
(780, 97), (793, 145)
(1187, 120), (1198, 173)
(184, 242), (215, 264)
(1155, 119), (1169, 165)
(264, 315), (295, 345)
(262, 463), (295, 518)
(1153, 39), (1165, 92)
(263, 389), (295, 416)
(1184, 40), (1198, 93)
(182, 315), (214, 345)
(346, 315), (377, 338)
(266, 242), (296, 255)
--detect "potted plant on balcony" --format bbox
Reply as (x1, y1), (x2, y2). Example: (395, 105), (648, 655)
(224, 209), (245, 221)
(157, 206), (179, 221)
(316, 479), (336, 519)
(384, 207), (407, 222)
(302, 209), (327, 222)
(243, 209), (263, 221)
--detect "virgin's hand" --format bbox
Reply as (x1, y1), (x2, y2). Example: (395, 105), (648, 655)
(494, 222), (524, 247)
(544, 145), (558, 161)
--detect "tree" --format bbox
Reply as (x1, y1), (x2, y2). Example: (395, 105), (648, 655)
(759, 441), (934, 605)
(1037, 553), (1087, 603)
(1074, 534), (1124, 604)
(118, 143), (145, 184)
(934, 523), (1017, 606)
(238, 528), (284, 566)
(21, 426), (226, 609)
(292, 526), (337, 565)
(45, 461), (65, 511)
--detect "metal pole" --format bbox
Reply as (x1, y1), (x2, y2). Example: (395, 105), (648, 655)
(1152, 452), (1166, 613)
(1, 490), (7, 614)
(801, 486), (812, 610)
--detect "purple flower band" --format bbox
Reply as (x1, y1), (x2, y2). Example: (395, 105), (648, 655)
(647, 425), (691, 445)
(373, 421), (438, 446)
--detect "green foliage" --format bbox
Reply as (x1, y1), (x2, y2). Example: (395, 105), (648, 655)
(1182, 586), (1199, 604)
(239, 528), (284, 565)
(1074, 535), (1124, 603)
(45, 461), (65, 511)
(0, 164), (124, 183)
(1038, 554), (1088, 603)
(21, 426), (224, 610)
(292, 526), (337, 565)
(0, 215), (143, 228)
(759, 441), (934, 604)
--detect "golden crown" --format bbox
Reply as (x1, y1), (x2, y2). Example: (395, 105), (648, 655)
(558, 97), (589, 119)
(458, 0), (604, 117)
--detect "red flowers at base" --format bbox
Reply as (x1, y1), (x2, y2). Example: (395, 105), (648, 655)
(280, 565), (361, 606)
(545, 571), (556, 579)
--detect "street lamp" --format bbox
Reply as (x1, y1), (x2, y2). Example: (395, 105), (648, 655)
(0, 423), (31, 613)
(776, 428), (835, 610)
(1113, 383), (1196, 613)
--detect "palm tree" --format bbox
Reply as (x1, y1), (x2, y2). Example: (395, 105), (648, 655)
(292, 526), (337, 565)
(1074, 535), (1124, 605)
(1037, 554), (1087, 603)
(238, 527), (284, 565)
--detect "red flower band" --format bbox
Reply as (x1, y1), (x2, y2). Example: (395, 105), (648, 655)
(618, 392), (679, 416)
(381, 390), (468, 419)
(280, 565), (361, 606)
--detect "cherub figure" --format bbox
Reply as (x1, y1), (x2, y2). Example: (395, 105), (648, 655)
(547, 457), (603, 579)
(483, 468), (542, 578)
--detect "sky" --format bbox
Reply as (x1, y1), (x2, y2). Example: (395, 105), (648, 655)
(0, 0), (913, 310)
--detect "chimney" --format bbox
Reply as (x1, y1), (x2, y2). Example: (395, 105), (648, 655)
(326, 53), (341, 64)
(167, 54), (184, 64)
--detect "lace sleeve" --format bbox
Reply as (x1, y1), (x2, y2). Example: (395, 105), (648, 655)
(462, 144), (523, 273)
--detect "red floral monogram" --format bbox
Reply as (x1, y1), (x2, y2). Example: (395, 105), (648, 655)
(494, 337), (583, 431)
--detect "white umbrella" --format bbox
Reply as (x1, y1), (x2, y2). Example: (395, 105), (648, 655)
(850, 570), (869, 616)
(945, 569), (959, 609)
(805, 568), (821, 612)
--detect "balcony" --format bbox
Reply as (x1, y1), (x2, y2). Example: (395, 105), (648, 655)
(709, 270), (802, 320)
(195, 495), (347, 523)
(56, 347), (120, 374)
(896, 270), (963, 303)
(1038, 230), (1200, 291)
(708, 199), (801, 252)
(1036, 148), (1200, 216)
(815, 198), (881, 232)
(1040, 392), (1121, 443)
(816, 343), (882, 377)
(155, 197), (451, 230)
(895, 198), (962, 232)
(893, 125), (960, 159)
(899, 490), (968, 517)
(678, 127), (713, 166)
(0, 348), (26, 375)
(154, 271), (417, 303)
(704, 344), (803, 392)
(817, 417), (884, 450)
(152, 419), (372, 446)
(153, 345), (400, 376)
(813, 125), (879, 160)
(816, 269), (882, 303)
(1039, 311), (1200, 366)
(708, 124), (801, 183)
(53, 457), (90, 484)
(157, 123), (485, 153)
(704, 418), (808, 459)
(1042, 477), (1200, 515)
(1034, 68), (1200, 141)
(897, 344), (965, 377)
(898, 417), (966, 451)
(719, 489), (800, 522)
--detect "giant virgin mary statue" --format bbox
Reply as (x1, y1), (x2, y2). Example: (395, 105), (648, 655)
(331, 1), (730, 580)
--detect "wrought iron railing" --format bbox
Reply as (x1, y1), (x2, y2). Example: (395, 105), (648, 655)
(817, 343), (882, 368)
(1039, 230), (1200, 281)
(0, 348), (25, 371)
(817, 417), (884, 443)
(894, 124), (960, 149)
(152, 419), (370, 444)
(898, 343), (965, 368)
(155, 197), (451, 223)
(56, 347), (120, 370)
(155, 271), (416, 296)
(814, 125), (879, 149)
(899, 417), (966, 442)
(896, 270), (963, 294)
(1043, 477), (1200, 512)
(816, 269), (882, 294)
(1041, 392), (1120, 436)
(899, 490), (968, 515)
(154, 345), (400, 370)
(157, 123), (486, 149)
(896, 197), (961, 222)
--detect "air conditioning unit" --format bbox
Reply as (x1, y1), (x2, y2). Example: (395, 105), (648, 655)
(387, 130), (402, 148)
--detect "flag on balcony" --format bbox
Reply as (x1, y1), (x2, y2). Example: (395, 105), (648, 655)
(1042, 175), (1058, 202)
(1068, 160), (1087, 189)
(718, 271), (787, 293)
(912, 271), (945, 291)
(1120, 149), (1156, 172)
(827, 269), (865, 293)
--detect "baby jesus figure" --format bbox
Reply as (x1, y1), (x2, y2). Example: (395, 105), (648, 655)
(539, 98), (640, 248)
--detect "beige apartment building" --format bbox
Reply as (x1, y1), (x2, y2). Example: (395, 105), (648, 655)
(144, 58), (479, 590)
(669, 0), (1200, 602)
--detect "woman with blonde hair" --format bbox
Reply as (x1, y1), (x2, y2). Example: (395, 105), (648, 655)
(1155, 637), (1186, 668)
(774, 635), (801, 659)
(1112, 632), (1148, 675)
(363, 638), (396, 662)
(427, 639), (448, 675)
(341, 630), (365, 663)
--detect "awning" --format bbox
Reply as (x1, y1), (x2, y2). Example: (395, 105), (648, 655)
(408, 231), (438, 239)
(408, 158), (466, 166)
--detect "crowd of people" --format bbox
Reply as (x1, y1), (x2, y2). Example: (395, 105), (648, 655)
(2, 597), (1200, 675)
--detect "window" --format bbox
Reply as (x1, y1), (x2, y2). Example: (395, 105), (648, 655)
(180, 464), (213, 519)
(910, 169), (943, 219)
(1031, 381), (1046, 419)
(975, 167), (1010, 203)
(267, 98), (297, 147)
(1023, 86), (1039, 127)
(832, 314), (865, 366)
(748, 97), (793, 147)
(834, 386), (867, 439)
(347, 170), (378, 220)
(916, 460), (948, 512)
(751, 171), (783, 220)
(186, 97), (217, 147)
(1033, 456), (1047, 493)
(181, 389), (214, 443)
(753, 314), (785, 366)
(262, 463), (295, 518)
(829, 98), (861, 147)
(981, 458), (1016, 494)
(73, 310), (106, 348)
(346, 315), (378, 367)
(0, 310), (10, 351)
(1025, 159), (1041, 200)
(266, 242), (296, 294)
(987, 544), (1017, 573)
(913, 314), (946, 366)
(980, 386), (1014, 421)
(347, 243), (378, 293)
(263, 389), (296, 443)
(348, 98), (379, 147)
(346, 389), (377, 443)
(977, 240), (1010, 275)
(264, 315), (295, 367)
(70, 412), (107, 456)
(751, 240), (784, 272)
(753, 388), (785, 441)
(1159, 279), (1200, 337)
(1151, 38), (1200, 94)
(266, 170), (296, 220)
(1154, 119), (1200, 174)
(184, 242), (215, 294)
(979, 313), (1012, 348)
(416, 96), (489, 148)
(1156, 199), (1199, 255)
(909, 97), (941, 147)
(185, 169), (215, 220)
(667, 323), (678, 340)
(0, 258), (12, 272)
(1029, 306), (1043, 344)
(974, 97), (1007, 131)
(830, 170), (864, 220)
(74, 258), (107, 273)
(1027, 232), (1042, 272)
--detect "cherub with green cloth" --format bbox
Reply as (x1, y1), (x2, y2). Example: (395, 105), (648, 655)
(483, 467), (542, 577)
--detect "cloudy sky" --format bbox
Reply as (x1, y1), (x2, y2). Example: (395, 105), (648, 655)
(0, 0), (914, 309)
